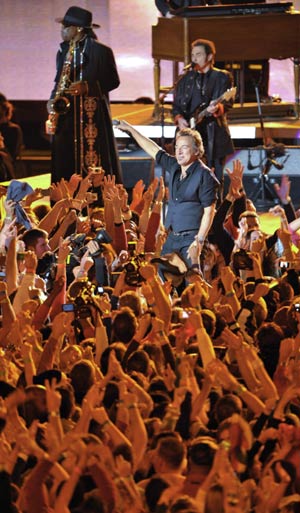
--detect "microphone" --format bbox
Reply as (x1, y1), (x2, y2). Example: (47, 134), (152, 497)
(247, 149), (257, 170)
(182, 62), (195, 72)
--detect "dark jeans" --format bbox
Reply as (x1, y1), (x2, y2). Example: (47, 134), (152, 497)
(161, 229), (198, 268)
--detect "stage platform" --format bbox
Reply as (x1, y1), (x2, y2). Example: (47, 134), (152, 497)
(14, 100), (300, 195)
(110, 101), (300, 142)
(13, 99), (300, 152)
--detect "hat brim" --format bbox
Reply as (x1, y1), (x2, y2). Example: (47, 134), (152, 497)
(151, 257), (187, 276)
(55, 16), (100, 28)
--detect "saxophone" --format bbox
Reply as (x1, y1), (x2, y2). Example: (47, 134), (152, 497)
(46, 39), (76, 135)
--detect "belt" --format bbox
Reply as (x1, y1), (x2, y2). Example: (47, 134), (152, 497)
(169, 229), (197, 236)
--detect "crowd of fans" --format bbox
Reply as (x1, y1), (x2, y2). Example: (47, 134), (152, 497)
(0, 162), (300, 513)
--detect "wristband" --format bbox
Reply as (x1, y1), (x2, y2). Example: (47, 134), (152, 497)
(225, 290), (235, 297)
(49, 411), (59, 417)
(220, 440), (231, 451)
(197, 236), (205, 244)
(101, 419), (111, 429)
(23, 358), (33, 364)
(229, 322), (240, 331)
(0, 298), (8, 304)
(128, 403), (138, 409)
(18, 452), (28, 461)
(234, 384), (247, 396)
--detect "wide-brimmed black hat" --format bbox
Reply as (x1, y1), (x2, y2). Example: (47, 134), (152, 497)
(151, 252), (188, 276)
(55, 6), (100, 28)
(33, 369), (62, 386)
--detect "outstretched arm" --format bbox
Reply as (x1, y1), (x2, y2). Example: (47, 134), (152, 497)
(118, 120), (162, 159)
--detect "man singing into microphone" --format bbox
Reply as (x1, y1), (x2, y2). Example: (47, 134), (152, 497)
(173, 39), (235, 203)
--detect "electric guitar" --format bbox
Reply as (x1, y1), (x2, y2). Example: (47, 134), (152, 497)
(189, 86), (237, 128)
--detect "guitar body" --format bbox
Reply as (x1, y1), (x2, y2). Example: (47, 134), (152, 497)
(189, 87), (237, 128)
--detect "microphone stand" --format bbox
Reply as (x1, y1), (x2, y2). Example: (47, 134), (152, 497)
(249, 86), (283, 211)
(159, 86), (173, 223)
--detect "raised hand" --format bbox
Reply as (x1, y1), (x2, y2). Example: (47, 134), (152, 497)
(225, 159), (244, 192)
(49, 182), (63, 202)
(67, 173), (82, 196)
(51, 311), (69, 339)
(45, 378), (61, 415)
(250, 233), (265, 253)
(4, 198), (15, 219)
(220, 266), (236, 293)
(273, 174), (291, 204)
(156, 175), (166, 203)
(130, 179), (145, 207)
(57, 236), (72, 263)
(76, 174), (92, 199)
(139, 262), (156, 281)
(103, 174), (116, 199)
(24, 250), (38, 273)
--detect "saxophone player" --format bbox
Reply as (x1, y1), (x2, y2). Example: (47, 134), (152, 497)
(47, 6), (122, 185)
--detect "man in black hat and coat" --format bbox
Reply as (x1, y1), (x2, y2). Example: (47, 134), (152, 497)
(47, 6), (122, 184)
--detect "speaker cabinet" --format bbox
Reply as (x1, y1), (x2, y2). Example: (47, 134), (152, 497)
(120, 154), (155, 201)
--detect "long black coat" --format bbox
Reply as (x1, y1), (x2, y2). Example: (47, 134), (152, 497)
(50, 36), (122, 183)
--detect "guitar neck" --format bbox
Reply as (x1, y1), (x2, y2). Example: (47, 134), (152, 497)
(197, 93), (224, 122)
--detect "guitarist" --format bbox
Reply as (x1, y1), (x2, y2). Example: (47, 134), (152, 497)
(173, 39), (234, 203)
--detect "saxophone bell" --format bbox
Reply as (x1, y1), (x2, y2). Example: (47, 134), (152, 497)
(51, 95), (71, 115)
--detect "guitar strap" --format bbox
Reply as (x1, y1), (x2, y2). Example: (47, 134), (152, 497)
(202, 70), (219, 104)
(191, 70), (218, 126)
(202, 71), (219, 166)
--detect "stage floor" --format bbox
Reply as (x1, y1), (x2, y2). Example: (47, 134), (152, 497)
(110, 102), (300, 142)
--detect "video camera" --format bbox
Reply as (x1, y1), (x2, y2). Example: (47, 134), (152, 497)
(69, 228), (112, 259)
(36, 252), (57, 292)
(67, 279), (99, 319)
(123, 241), (145, 287)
